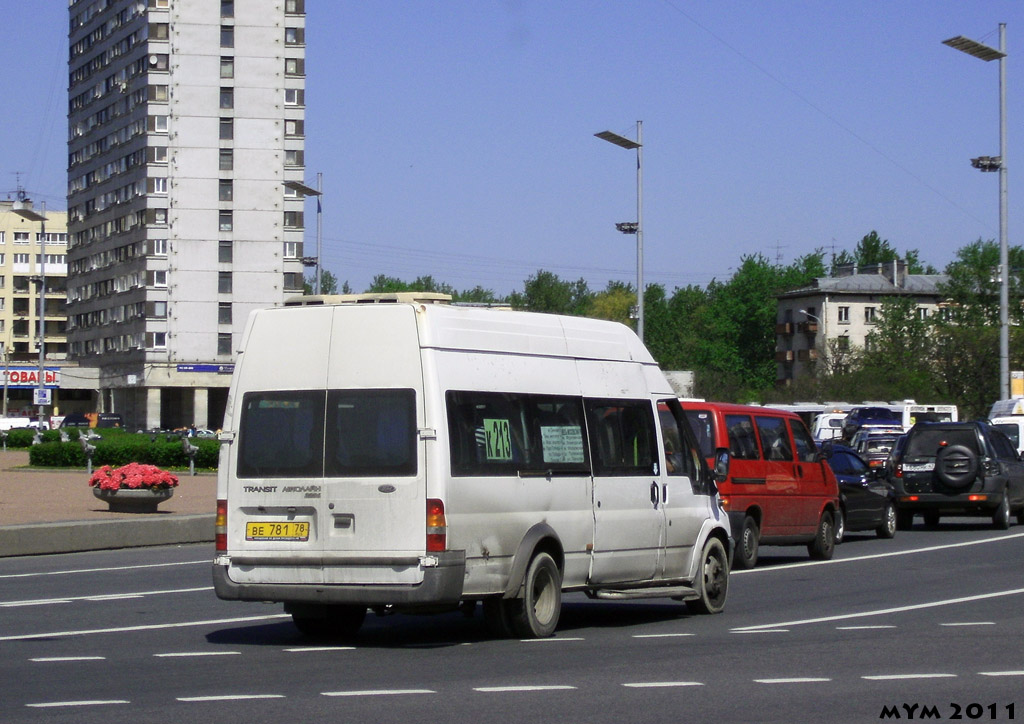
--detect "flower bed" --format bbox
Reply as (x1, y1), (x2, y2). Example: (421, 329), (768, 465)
(88, 462), (180, 491)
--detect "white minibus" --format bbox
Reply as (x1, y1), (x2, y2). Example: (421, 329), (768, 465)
(213, 294), (731, 638)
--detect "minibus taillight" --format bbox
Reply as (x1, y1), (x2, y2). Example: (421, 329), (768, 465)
(426, 498), (447, 552)
(216, 499), (228, 552)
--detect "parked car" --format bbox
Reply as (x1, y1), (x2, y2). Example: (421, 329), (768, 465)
(821, 443), (897, 542)
(841, 406), (902, 442)
(892, 421), (1024, 530)
(682, 401), (840, 569)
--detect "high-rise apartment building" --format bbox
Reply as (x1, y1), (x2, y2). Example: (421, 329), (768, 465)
(67, 0), (308, 430)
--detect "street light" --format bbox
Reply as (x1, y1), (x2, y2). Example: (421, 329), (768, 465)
(596, 122), (644, 342)
(943, 24), (1009, 400)
(283, 173), (323, 294)
(12, 199), (48, 426)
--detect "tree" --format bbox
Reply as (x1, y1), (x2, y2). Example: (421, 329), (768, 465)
(303, 269), (343, 295)
(508, 270), (592, 316)
(831, 231), (935, 274)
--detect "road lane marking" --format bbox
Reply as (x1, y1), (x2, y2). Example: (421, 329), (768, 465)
(632, 633), (695, 639)
(322, 689), (435, 697)
(26, 700), (129, 708)
(521, 637), (584, 642)
(0, 613), (291, 641)
(980, 671), (1024, 677)
(940, 621), (995, 626)
(178, 694), (285, 702)
(285, 646), (356, 652)
(863, 674), (957, 681)
(31, 656), (105, 662)
(836, 625), (896, 630)
(731, 531), (1024, 575)
(731, 629), (790, 634)
(1, 586), (212, 608)
(155, 651), (241, 657)
(0, 560), (207, 580)
(473, 686), (576, 692)
(755, 677), (831, 684)
(623, 681), (704, 688)
(732, 587), (1024, 631)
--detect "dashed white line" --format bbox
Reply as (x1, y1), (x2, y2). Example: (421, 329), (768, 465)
(31, 656), (106, 662)
(26, 700), (128, 708)
(284, 646), (355, 653)
(862, 673), (957, 681)
(980, 670), (1024, 677)
(755, 677), (831, 684)
(178, 694), (285, 702)
(474, 685), (577, 693)
(154, 651), (241, 658)
(521, 637), (584, 642)
(623, 681), (704, 688)
(632, 633), (695, 639)
(322, 689), (435, 697)
(732, 629), (790, 634)
(836, 625), (896, 630)
(940, 621), (995, 627)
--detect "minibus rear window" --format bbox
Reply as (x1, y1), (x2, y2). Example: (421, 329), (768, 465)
(237, 390), (326, 478)
(325, 389), (417, 477)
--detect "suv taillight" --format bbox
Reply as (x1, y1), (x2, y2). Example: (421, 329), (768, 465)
(894, 464), (903, 478)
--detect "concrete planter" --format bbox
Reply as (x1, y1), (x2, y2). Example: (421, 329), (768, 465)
(92, 486), (174, 513)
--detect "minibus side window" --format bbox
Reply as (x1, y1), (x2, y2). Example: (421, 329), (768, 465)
(446, 391), (588, 476)
(586, 398), (656, 476)
(755, 415), (793, 461)
(725, 414), (760, 460)
(325, 389), (417, 477)
(684, 409), (715, 459)
(237, 390), (325, 478)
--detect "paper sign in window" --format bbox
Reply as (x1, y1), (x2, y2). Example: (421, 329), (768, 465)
(541, 426), (585, 464)
(483, 418), (512, 461)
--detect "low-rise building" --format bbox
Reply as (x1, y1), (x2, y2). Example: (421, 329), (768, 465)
(776, 261), (948, 385)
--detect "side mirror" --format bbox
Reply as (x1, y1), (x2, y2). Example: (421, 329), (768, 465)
(713, 447), (730, 484)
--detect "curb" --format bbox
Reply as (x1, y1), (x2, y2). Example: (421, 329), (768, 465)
(0, 514), (215, 557)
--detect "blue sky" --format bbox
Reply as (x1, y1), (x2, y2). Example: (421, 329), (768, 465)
(3, 1), (1023, 295)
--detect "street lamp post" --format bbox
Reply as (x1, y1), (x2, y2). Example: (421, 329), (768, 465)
(596, 122), (644, 342)
(283, 173), (323, 294)
(12, 200), (48, 426)
(943, 25), (1009, 400)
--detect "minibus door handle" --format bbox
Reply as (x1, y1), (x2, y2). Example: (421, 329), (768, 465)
(650, 481), (659, 508)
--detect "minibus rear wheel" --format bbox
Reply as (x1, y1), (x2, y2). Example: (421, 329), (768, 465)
(509, 552), (562, 638)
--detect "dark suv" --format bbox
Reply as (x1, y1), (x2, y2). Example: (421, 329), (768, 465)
(892, 421), (1024, 530)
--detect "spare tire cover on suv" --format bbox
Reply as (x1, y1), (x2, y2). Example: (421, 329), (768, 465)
(935, 444), (979, 489)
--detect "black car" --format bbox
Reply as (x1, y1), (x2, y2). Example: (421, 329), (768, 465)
(893, 421), (1024, 530)
(841, 406), (902, 442)
(822, 443), (897, 542)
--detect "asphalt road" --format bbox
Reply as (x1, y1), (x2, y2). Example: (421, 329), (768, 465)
(2, 523), (1023, 724)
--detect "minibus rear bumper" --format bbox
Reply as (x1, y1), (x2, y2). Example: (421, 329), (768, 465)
(212, 550), (466, 606)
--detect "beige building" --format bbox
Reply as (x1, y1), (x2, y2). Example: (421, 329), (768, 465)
(66, 0), (309, 430)
(775, 261), (948, 385)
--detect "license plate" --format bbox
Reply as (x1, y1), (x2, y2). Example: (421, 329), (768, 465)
(246, 521), (310, 541)
(902, 463), (935, 473)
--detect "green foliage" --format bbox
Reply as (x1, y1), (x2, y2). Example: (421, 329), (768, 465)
(27, 433), (220, 469)
(508, 270), (592, 316)
(303, 269), (344, 295)
(831, 231), (935, 274)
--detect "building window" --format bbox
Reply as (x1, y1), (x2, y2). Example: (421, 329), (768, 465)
(148, 177), (168, 194)
(219, 240), (233, 263)
(148, 84), (168, 102)
(220, 26), (234, 48)
(149, 270), (168, 288)
(219, 211), (233, 231)
(285, 0), (304, 13)
(218, 333), (233, 355)
(148, 208), (168, 225)
(284, 88), (304, 106)
(220, 87), (234, 109)
(218, 302), (232, 325)
(283, 241), (299, 258)
(149, 22), (169, 40)
(218, 272), (232, 293)
(284, 211), (303, 228)
(284, 149), (303, 167)
(13, 232), (29, 244)
(219, 149), (234, 170)
(149, 54), (169, 70)
(285, 57), (304, 76)
(219, 118), (234, 140)
(220, 57), (234, 79)
(148, 115), (168, 132)
(918, 307), (929, 320)
(865, 307), (877, 324)
(838, 306), (850, 323)
(284, 272), (304, 291)
(219, 180), (233, 201)
(147, 146), (168, 163)
(284, 119), (304, 137)
(285, 27), (305, 45)
(148, 239), (168, 256)
(221, 0), (234, 17)
(147, 301), (167, 318)
(146, 331), (167, 350)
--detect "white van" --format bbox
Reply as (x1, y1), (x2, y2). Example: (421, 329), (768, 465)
(213, 294), (731, 638)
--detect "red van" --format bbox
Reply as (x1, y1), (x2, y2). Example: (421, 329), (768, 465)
(681, 402), (840, 568)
